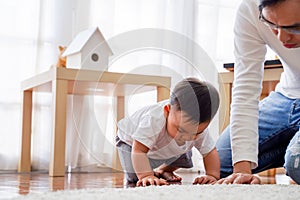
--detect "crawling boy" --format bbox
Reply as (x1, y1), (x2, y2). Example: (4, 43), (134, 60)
(116, 77), (220, 186)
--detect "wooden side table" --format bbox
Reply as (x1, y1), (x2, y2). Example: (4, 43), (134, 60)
(218, 67), (283, 132)
(18, 67), (171, 177)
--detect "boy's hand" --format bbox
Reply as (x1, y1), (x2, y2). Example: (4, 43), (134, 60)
(193, 175), (217, 185)
(136, 175), (169, 187)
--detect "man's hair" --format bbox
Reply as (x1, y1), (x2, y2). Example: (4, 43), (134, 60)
(170, 77), (219, 124)
(259, 0), (286, 12)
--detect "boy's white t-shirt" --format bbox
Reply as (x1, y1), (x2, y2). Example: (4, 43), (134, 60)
(117, 100), (215, 160)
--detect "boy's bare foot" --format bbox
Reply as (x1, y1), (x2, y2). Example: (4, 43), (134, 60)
(155, 171), (182, 182)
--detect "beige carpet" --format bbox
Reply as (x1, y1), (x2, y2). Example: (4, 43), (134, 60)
(13, 184), (300, 200)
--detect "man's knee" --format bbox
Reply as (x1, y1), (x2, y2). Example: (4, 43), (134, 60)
(285, 139), (300, 184)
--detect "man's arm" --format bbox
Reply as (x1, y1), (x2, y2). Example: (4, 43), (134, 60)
(223, 0), (265, 184)
(233, 161), (252, 174)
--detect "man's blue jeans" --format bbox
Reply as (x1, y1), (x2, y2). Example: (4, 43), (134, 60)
(216, 91), (300, 184)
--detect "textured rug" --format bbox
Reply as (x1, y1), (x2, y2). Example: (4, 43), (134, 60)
(13, 184), (300, 200)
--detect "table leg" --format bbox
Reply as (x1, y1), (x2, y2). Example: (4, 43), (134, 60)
(156, 86), (170, 102)
(49, 176), (65, 191)
(116, 96), (125, 122)
(219, 83), (231, 133)
(113, 96), (125, 172)
(18, 90), (33, 173)
(18, 174), (31, 195)
(49, 80), (68, 176)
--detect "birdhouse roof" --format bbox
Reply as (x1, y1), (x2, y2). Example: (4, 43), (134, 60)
(62, 27), (113, 57)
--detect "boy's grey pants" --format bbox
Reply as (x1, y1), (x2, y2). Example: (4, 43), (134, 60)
(116, 136), (193, 183)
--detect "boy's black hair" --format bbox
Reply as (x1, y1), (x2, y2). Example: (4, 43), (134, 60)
(170, 77), (219, 124)
(259, 0), (286, 12)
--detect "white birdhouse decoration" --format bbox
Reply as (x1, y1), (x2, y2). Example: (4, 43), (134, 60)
(62, 27), (113, 71)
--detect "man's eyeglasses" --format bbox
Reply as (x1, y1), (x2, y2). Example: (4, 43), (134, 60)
(259, 12), (300, 35)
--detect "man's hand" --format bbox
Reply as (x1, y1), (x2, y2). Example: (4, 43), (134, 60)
(136, 175), (169, 187)
(216, 172), (261, 184)
(216, 161), (261, 184)
(193, 175), (217, 184)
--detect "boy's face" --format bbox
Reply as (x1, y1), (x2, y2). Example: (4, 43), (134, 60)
(164, 104), (210, 145)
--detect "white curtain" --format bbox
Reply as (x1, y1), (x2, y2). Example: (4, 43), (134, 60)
(0, 0), (242, 172)
(0, 0), (40, 170)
